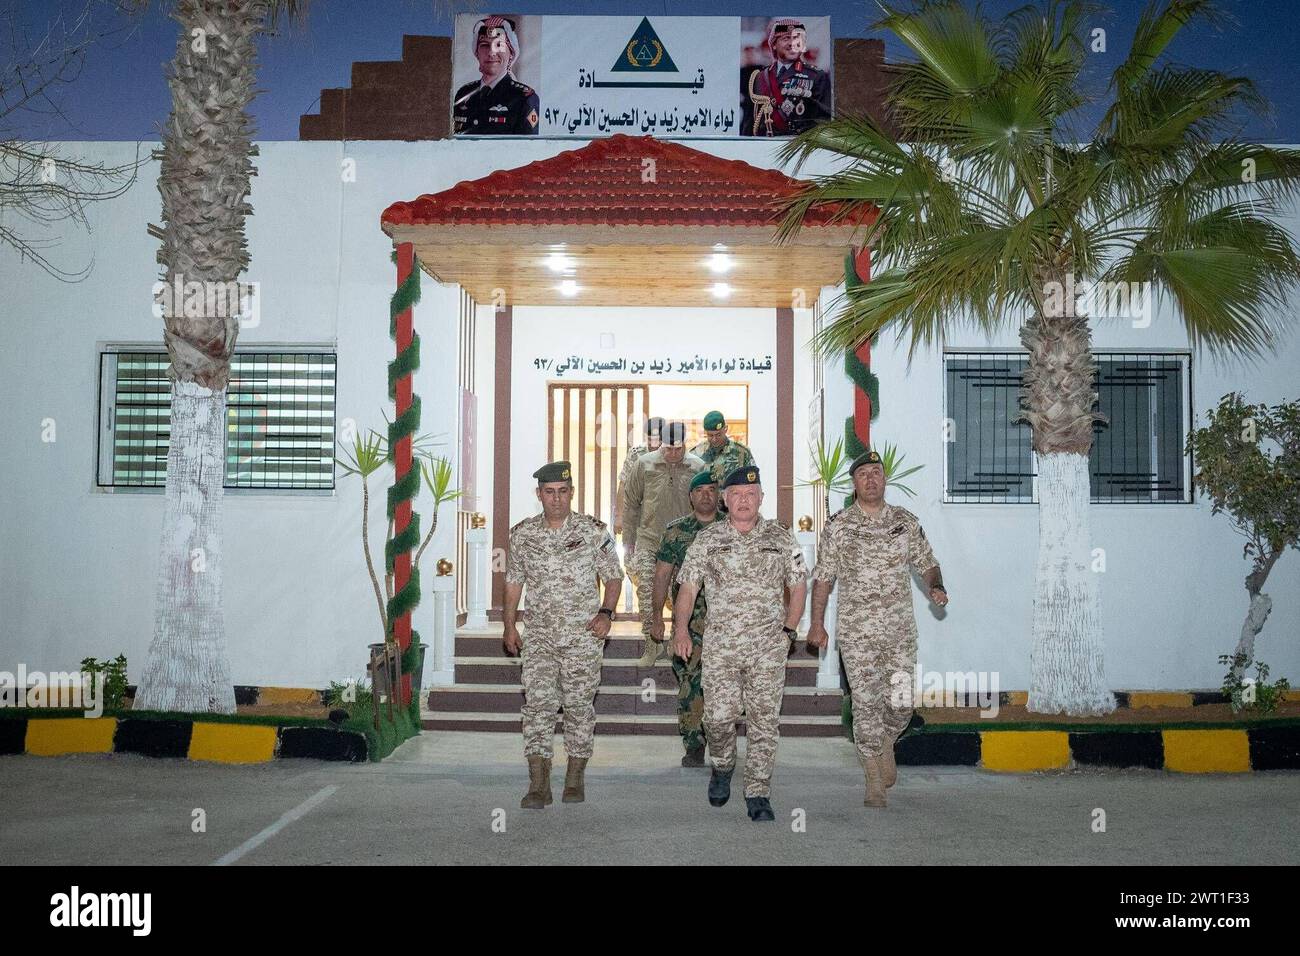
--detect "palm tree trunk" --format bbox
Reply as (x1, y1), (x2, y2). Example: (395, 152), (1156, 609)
(134, 0), (267, 713)
(1020, 312), (1115, 715)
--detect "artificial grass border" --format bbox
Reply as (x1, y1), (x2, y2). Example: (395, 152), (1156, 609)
(0, 708), (332, 728)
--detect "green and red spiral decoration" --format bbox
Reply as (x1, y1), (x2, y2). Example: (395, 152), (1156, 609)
(843, 246), (879, 504)
(386, 243), (422, 706)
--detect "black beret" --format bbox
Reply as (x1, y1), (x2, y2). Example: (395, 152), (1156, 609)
(533, 461), (573, 483)
(848, 450), (883, 477)
(722, 465), (761, 489)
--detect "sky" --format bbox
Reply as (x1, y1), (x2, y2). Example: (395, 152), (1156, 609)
(7, 0), (1300, 142)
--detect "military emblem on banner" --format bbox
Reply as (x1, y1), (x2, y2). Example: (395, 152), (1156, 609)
(611, 16), (679, 72)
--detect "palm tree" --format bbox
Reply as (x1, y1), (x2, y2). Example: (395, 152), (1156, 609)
(777, 0), (1300, 714)
(134, 0), (305, 713)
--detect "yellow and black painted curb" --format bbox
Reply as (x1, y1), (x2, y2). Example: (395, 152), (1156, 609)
(897, 723), (1300, 773)
(1, 715), (366, 764)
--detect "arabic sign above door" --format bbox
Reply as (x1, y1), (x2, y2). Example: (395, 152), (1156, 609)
(451, 14), (833, 138)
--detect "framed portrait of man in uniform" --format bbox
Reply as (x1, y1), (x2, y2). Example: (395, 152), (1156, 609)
(739, 16), (833, 137)
(452, 14), (542, 135)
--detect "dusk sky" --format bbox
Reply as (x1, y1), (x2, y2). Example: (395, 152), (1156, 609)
(8, 0), (1300, 142)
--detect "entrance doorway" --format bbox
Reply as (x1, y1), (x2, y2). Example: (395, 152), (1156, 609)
(548, 380), (750, 613)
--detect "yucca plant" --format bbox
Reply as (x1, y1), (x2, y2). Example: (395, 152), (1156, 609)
(777, 0), (1300, 714)
(877, 441), (924, 498)
(798, 436), (856, 514)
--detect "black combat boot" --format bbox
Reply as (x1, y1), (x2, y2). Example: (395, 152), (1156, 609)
(745, 796), (775, 822)
(707, 767), (732, 806)
(681, 742), (706, 767)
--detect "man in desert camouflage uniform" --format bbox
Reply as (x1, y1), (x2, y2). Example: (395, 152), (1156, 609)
(649, 470), (720, 767)
(674, 466), (807, 822)
(807, 449), (948, 808)
(623, 421), (706, 665)
(690, 410), (755, 487)
(504, 460), (624, 809)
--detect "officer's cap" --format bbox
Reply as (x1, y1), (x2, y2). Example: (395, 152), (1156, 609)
(702, 410), (726, 431)
(689, 471), (717, 492)
(722, 466), (761, 489)
(849, 449), (884, 477)
(533, 460), (572, 484)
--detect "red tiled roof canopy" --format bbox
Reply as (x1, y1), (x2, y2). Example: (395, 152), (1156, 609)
(381, 134), (854, 230)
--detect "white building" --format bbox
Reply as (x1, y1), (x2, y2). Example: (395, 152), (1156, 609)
(2, 130), (1297, 709)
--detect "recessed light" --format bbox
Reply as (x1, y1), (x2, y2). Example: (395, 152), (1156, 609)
(545, 253), (572, 274)
(707, 253), (732, 274)
(711, 282), (732, 299)
(559, 280), (579, 297)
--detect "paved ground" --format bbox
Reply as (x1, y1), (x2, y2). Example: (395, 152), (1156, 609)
(4, 732), (1298, 865)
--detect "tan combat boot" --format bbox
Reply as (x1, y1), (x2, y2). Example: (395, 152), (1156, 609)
(862, 753), (888, 808)
(883, 744), (898, 789)
(520, 755), (552, 809)
(636, 636), (660, 667)
(562, 756), (589, 803)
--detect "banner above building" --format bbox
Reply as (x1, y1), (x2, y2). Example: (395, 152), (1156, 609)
(451, 14), (833, 138)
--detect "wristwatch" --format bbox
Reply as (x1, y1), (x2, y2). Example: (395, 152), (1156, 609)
(782, 625), (798, 640)
(597, 607), (613, 619)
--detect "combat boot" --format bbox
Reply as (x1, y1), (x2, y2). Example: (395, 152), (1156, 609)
(681, 742), (706, 767)
(521, 755), (552, 809)
(562, 756), (588, 803)
(745, 796), (775, 822)
(707, 767), (733, 806)
(636, 636), (661, 667)
(883, 743), (898, 789)
(862, 753), (887, 808)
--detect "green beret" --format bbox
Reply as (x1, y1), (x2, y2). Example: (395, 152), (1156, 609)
(849, 449), (884, 477)
(722, 465), (761, 489)
(533, 460), (573, 483)
(689, 470), (717, 492)
(702, 410), (726, 431)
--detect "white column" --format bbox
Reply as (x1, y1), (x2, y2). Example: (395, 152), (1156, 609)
(464, 524), (491, 630)
(816, 588), (841, 690)
(796, 526), (816, 633)
(430, 572), (457, 687)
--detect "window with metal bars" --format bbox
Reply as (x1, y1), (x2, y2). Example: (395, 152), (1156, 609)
(97, 349), (337, 491)
(943, 350), (1191, 504)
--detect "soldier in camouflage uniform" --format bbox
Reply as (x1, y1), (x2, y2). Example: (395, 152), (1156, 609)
(504, 460), (624, 809)
(623, 422), (706, 665)
(690, 410), (755, 487)
(807, 450), (948, 808)
(615, 417), (666, 536)
(649, 471), (721, 766)
(674, 466), (807, 822)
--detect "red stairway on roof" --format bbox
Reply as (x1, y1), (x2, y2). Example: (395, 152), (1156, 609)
(381, 133), (849, 230)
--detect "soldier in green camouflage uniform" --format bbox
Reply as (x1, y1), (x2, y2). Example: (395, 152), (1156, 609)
(650, 471), (720, 766)
(807, 450), (948, 808)
(504, 461), (624, 809)
(674, 466), (807, 822)
(690, 410), (755, 487)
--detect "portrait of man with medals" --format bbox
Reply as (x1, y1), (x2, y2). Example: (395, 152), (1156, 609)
(740, 18), (833, 137)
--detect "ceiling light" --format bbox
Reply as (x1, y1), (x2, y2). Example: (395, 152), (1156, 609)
(559, 280), (579, 297)
(545, 253), (572, 274)
(708, 253), (733, 274)
(710, 282), (732, 299)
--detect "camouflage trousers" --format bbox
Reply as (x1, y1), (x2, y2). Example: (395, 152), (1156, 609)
(839, 625), (916, 760)
(701, 628), (788, 798)
(520, 629), (604, 760)
(631, 546), (667, 638)
(671, 630), (705, 752)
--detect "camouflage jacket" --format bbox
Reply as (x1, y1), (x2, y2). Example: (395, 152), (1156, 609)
(656, 512), (721, 638)
(811, 501), (939, 630)
(677, 516), (807, 639)
(506, 512), (624, 632)
(689, 437), (756, 486)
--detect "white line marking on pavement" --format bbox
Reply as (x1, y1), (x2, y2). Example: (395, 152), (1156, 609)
(213, 785), (339, 866)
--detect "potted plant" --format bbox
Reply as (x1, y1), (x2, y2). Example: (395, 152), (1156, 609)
(336, 422), (461, 704)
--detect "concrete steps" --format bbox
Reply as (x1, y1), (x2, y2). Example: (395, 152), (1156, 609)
(423, 622), (846, 737)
